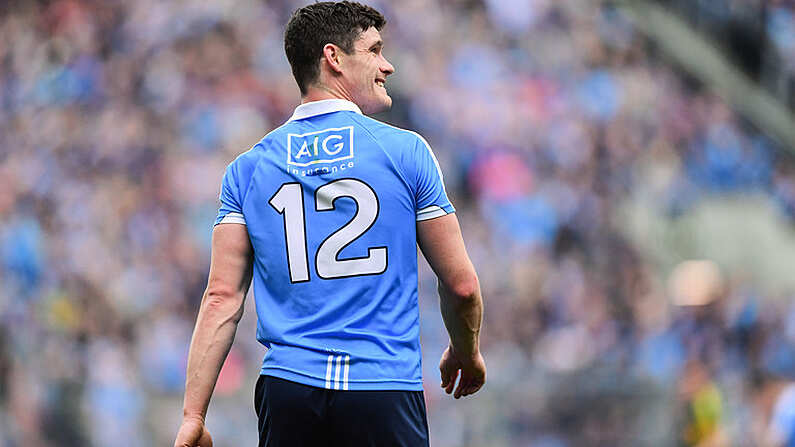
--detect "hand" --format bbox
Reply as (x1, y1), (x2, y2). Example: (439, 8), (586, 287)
(439, 345), (486, 399)
(174, 416), (213, 447)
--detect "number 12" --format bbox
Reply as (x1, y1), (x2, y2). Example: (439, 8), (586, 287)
(268, 178), (387, 282)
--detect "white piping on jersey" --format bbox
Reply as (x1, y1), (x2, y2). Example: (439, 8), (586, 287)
(413, 132), (448, 193)
(325, 355), (334, 389)
(325, 354), (351, 390)
(416, 205), (448, 221)
(334, 355), (342, 390)
(374, 121), (449, 193)
(218, 212), (246, 225)
(288, 99), (362, 122)
(343, 355), (350, 390)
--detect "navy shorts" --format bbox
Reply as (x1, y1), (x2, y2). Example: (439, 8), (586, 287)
(254, 375), (430, 447)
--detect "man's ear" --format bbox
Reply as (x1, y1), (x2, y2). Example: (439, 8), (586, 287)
(322, 44), (344, 74)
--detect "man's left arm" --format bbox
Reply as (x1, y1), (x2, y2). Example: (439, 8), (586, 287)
(175, 223), (253, 447)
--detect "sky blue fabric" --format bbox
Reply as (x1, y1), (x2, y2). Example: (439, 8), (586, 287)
(215, 100), (453, 390)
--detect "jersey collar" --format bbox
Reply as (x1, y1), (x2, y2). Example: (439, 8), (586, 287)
(288, 99), (363, 121)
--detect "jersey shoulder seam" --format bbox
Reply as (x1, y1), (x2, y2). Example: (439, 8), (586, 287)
(350, 114), (425, 143)
(353, 116), (447, 193)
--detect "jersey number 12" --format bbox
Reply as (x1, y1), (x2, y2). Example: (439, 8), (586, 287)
(269, 178), (387, 282)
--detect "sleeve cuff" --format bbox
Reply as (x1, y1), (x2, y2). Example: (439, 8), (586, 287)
(216, 212), (246, 225)
(416, 205), (452, 221)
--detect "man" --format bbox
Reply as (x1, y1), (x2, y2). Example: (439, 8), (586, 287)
(174, 2), (485, 446)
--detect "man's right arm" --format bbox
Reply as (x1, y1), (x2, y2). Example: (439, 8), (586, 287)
(174, 223), (253, 447)
(417, 213), (485, 399)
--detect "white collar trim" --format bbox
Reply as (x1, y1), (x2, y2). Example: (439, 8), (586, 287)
(288, 99), (362, 121)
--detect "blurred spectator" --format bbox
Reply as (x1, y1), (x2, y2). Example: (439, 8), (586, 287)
(767, 380), (795, 447)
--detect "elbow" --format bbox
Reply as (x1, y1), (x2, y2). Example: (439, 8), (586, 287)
(443, 273), (480, 302)
(203, 286), (244, 323)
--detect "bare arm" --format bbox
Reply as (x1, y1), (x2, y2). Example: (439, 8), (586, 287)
(417, 213), (485, 399)
(175, 223), (253, 447)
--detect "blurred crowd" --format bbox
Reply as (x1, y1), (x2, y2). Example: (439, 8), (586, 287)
(657, 0), (795, 109)
(1, 0), (794, 446)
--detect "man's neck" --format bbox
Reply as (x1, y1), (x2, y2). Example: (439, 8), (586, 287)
(301, 83), (354, 105)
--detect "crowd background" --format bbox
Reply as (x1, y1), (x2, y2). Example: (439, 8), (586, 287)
(1, 0), (794, 446)
(656, 0), (795, 110)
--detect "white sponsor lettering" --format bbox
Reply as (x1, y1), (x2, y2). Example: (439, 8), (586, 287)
(322, 134), (344, 155)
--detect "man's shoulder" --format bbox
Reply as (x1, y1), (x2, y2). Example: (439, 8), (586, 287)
(350, 114), (425, 144)
(227, 143), (264, 172)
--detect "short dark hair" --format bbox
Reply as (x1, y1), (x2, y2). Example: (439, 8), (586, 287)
(284, 1), (386, 95)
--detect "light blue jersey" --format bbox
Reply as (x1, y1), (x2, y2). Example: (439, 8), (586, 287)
(215, 99), (454, 391)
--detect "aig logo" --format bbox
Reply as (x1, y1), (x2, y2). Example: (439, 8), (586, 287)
(287, 126), (354, 167)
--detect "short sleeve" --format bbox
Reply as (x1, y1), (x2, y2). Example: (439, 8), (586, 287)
(410, 134), (455, 221)
(215, 162), (247, 226)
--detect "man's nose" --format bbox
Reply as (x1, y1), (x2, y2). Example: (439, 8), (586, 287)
(381, 56), (395, 76)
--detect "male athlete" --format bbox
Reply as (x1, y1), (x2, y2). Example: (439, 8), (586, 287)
(174, 2), (485, 446)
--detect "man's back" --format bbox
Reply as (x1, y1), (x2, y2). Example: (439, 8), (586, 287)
(215, 99), (454, 391)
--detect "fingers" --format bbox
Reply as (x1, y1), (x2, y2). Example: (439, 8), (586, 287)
(175, 419), (210, 447)
(453, 373), (484, 399)
(440, 367), (450, 389)
(199, 428), (213, 447)
(464, 380), (483, 396)
(453, 376), (466, 399)
(176, 428), (211, 447)
(443, 374), (483, 398)
(454, 383), (474, 398)
(440, 348), (486, 399)
(175, 429), (196, 447)
(439, 351), (459, 393)
(453, 376), (475, 399)
(441, 368), (458, 395)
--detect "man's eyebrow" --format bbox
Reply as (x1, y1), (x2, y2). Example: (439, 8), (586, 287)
(369, 40), (383, 49)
